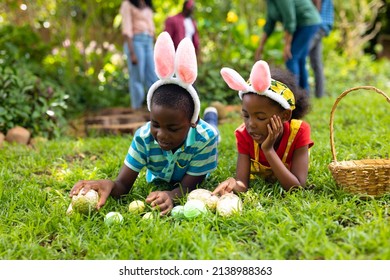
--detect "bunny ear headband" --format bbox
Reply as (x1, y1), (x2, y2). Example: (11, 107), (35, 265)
(220, 60), (296, 110)
(147, 31), (200, 124)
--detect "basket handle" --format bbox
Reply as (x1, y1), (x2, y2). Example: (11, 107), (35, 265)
(329, 86), (390, 162)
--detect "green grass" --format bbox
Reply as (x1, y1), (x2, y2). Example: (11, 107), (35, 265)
(0, 89), (389, 260)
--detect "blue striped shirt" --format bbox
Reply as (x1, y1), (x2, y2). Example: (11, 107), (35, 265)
(124, 119), (218, 183)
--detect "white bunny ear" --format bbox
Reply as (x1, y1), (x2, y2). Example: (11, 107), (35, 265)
(220, 67), (249, 91)
(154, 31), (175, 79)
(175, 37), (197, 85)
(147, 33), (200, 124)
(250, 60), (271, 93)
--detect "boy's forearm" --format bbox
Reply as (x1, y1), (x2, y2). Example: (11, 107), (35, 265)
(110, 180), (131, 198)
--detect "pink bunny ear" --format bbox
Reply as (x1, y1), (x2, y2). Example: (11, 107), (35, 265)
(220, 67), (249, 91)
(154, 32), (175, 79)
(250, 60), (271, 93)
(175, 38), (197, 85)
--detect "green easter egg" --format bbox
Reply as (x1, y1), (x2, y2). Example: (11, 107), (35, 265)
(183, 199), (207, 219)
(171, 205), (185, 219)
(104, 211), (123, 225)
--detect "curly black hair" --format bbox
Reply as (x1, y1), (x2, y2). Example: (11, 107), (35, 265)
(269, 66), (311, 120)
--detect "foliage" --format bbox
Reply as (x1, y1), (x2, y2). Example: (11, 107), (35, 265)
(334, 0), (386, 57)
(0, 63), (68, 138)
(0, 24), (69, 138)
(0, 24), (51, 64)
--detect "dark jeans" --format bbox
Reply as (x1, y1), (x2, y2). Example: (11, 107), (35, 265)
(286, 24), (319, 95)
(309, 28), (326, 98)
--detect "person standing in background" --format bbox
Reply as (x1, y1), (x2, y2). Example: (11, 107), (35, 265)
(255, 0), (321, 95)
(309, 0), (334, 98)
(120, 0), (158, 110)
(164, 0), (200, 60)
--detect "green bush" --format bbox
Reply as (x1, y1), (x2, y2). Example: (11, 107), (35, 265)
(0, 63), (69, 138)
(0, 24), (51, 65)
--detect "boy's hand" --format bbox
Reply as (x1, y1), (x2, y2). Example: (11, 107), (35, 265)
(212, 177), (236, 196)
(145, 191), (174, 216)
(261, 115), (283, 152)
(70, 179), (114, 210)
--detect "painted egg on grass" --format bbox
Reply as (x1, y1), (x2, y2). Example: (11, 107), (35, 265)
(171, 205), (185, 219)
(104, 212), (123, 225)
(128, 200), (146, 214)
(69, 188), (99, 215)
(183, 199), (208, 219)
(142, 212), (154, 220)
(187, 188), (219, 211)
(216, 193), (243, 217)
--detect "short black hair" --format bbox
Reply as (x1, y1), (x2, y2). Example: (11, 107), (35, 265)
(151, 84), (194, 121)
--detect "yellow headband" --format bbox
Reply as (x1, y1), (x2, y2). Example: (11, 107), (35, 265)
(268, 79), (296, 110)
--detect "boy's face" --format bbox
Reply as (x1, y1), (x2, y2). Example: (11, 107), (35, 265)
(150, 104), (192, 151)
(241, 94), (285, 144)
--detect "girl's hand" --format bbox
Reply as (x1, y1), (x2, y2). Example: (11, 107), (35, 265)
(261, 115), (283, 152)
(212, 177), (236, 196)
(145, 191), (174, 216)
(70, 179), (115, 210)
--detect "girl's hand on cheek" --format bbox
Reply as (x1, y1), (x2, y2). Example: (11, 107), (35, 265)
(261, 115), (283, 151)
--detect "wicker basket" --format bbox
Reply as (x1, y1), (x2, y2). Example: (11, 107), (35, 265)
(328, 86), (390, 197)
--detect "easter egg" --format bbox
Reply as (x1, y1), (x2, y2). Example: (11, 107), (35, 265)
(188, 188), (219, 211)
(104, 212), (123, 225)
(183, 199), (207, 219)
(128, 200), (145, 214)
(171, 205), (185, 219)
(216, 193), (242, 217)
(71, 188), (99, 215)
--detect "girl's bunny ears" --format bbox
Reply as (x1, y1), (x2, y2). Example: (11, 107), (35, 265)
(220, 60), (296, 110)
(147, 31), (200, 124)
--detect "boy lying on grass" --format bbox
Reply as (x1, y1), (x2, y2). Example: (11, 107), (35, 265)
(71, 32), (219, 215)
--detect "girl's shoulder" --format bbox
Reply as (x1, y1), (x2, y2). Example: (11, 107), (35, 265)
(287, 119), (313, 148)
(289, 119), (311, 128)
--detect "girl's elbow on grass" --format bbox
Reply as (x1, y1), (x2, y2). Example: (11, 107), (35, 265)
(280, 176), (307, 191)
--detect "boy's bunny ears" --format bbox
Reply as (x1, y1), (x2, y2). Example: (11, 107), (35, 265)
(147, 31), (200, 124)
(220, 60), (296, 110)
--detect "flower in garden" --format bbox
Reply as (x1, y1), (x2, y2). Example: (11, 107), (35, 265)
(250, 34), (260, 45)
(226, 11), (238, 23)
(103, 63), (115, 74)
(257, 18), (266, 27)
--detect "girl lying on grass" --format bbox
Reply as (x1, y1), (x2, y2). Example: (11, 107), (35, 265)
(213, 60), (313, 195)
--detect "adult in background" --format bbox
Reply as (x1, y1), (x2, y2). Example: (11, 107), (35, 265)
(164, 0), (200, 61)
(255, 0), (321, 95)
(120, 0), (158, 110)
(309, 0), (334, 98)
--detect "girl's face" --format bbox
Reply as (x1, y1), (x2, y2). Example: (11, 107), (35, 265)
(150, 104), (193, 151)
(241, 94), (287, 144)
